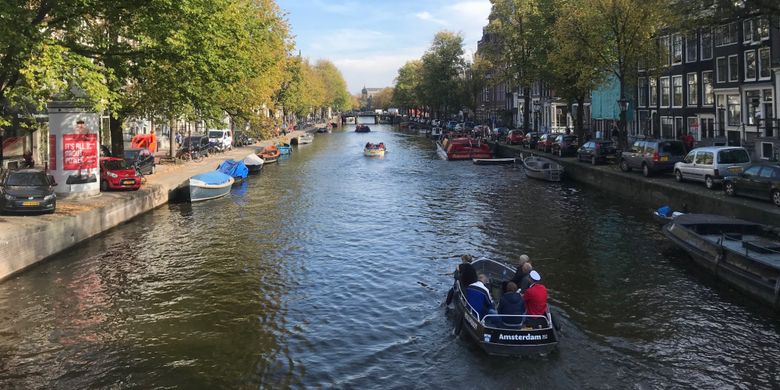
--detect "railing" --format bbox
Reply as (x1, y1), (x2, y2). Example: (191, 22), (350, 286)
(481, 313), (552, 329)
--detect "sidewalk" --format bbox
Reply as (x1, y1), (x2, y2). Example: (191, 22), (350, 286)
(0, 130), (309, 281)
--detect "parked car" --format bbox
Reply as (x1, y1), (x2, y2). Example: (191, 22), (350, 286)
(181, 136), (211, 156)
(505, 130), (525, 145)
(208, 129), (233, 151)
(492, 127), (509, 140)
(123, 148), (156, 175)
(620, 139), (686, 177)
(100, 157), (141, 191)
(446, 121), (458, 130)
(552, 135), (579, 157)
(578, 140), (618, 165)
(524, 132), (540, 149)
(536, 133), (558, 153)
(674, 146), (752, 189)
(723, 164), (780, 206)
(0, 169), (56, 214)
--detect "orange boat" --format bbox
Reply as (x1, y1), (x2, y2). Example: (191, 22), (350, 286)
(436, 137), (493, 160)
(257, 145), (280, 164)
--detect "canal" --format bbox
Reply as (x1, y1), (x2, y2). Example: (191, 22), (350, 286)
(1, 123), (779, 388)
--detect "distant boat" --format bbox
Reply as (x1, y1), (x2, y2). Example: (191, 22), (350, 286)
(257, 145), (280, 164)
(217, 159), (249, 183)
(473, 158), (516, 165)
(522, 156), (563, 182)
(355, 124), (371, 133)
(189, 171), (234, 202)
(364, 142), (386, 157)
(298, 133), (314, 144)
(242, 153), (264, 174)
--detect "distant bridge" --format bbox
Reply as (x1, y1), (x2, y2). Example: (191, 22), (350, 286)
(340, 111), (399, 125)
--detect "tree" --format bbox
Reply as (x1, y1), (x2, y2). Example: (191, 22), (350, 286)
(463, 55), (491, 121)
(371, 87), (394, 110)
(417, 31), (466, 118)
(393, 60), (422, 113)
(314, 60), (351, 112)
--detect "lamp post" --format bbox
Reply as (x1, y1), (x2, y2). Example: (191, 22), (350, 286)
(718, 104), (726, 137)
(618, 96), (629, 147)
(533, 101), (540, 132)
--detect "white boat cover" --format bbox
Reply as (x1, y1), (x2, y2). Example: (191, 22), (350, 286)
(243, 153), (264, 166)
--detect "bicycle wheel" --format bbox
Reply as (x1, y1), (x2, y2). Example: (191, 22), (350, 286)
(192, 151), (203, 162)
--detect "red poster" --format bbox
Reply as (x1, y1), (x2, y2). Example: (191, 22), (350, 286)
(49, 135), (56, 170)
(62, 134), (97, 170)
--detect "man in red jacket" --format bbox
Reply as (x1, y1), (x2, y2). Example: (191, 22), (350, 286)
(522, 270), (548, 316)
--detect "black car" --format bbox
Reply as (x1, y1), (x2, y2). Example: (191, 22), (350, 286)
(552, 135), (579, 157)
(524, 132), (540, 149)
(0, 169), (57, 214)
(123, 148), (156, 175)
(723, 164), (780, 207)
(578, 140), (618, 165)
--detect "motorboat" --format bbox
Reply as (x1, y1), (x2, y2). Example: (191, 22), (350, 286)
(355, 124), (371, 133)
(430, 127), (443, 140)
(662, 214), (780, 308)
(450, 258), (559, 356)
(316, 127), (330, 133)
(364, 142), (386, 157)
(436, 137), (493, 160)
(242, 153), (264, 174)
(188, 171), (234, 202)
(277, 143), (292, 155)
(473, 158), (516, 165)
(217, 159), (249, 184)
(257, 145), (280, 164)
(652, 205), (685, 226)
(522, 156), (563, 182)
(298, 133), (314, 144)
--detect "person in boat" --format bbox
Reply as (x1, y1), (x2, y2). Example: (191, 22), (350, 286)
(511, 259), (534, 291)
(446, 254), (474, 305)
(522, 271), (548, 328)
(466, 271), (496, 321)
(657, 205), (672, 218)
(366, 142), (372, 149)
(497, 281), (525, 327)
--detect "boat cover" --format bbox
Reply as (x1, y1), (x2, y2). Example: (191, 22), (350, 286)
(243, 153), (264, 166)
(673, 213), (760, 226)
(191, 171), (233, 185)
(217, 160), (249, 180)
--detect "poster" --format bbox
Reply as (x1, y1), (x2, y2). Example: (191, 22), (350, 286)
(62, 134), (97, 171)
(49, 135), (56, 170)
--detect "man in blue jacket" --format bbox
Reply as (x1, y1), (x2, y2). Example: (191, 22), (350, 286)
(466, 276), (495, 321)
(497, 281), (525, 326)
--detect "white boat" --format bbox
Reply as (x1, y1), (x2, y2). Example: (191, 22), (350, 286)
(522, 156), (563, 182)
(188, 171), (234, 202)
(298, 133), (314, 144)
(364, 143), (386, 157)
(242, 153), (264, 174)
(430, 127), (443, 140)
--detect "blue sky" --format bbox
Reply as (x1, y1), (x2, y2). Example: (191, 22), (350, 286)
(276, 0), (492, 94)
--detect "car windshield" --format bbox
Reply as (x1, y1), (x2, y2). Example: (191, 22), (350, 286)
(6, 172), (47, 186)
(208, 131), (223, 138)
(719, 149), (750, 164)
(660, 141), (685, 155)
(123, 150), (140, 160)
(103, 160), (130, 170)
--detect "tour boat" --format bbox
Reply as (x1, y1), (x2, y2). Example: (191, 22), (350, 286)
(473, 158), (516, 165)
(522, 156), (563, 182)
(436, 137), (493, 160)
(662, 214), (780, 309)
(217, 159), (249, 183)
(364, 142), (386, 157)
(242, 153), (264, 174)
(257, 145), (280, 164)
(355, 124), (371, 133)
(450, 258), (559, 356)
(188, 171), (234, 202)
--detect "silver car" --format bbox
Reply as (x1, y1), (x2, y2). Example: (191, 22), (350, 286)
(674, 146), (752, 189)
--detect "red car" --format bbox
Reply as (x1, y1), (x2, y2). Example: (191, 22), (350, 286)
(505, 130), (525, 145)
(100, 157), (141, 191)
(536, 134), (558, 153)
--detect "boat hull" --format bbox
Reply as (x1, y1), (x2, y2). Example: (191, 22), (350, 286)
(473, 158), (516, 165)
(189, 177), (234, 202)
(246, 164), (263, 174)
(436, 140), (493, 160)
(364, 148), (385, 157)
(523, 157), (563, 182)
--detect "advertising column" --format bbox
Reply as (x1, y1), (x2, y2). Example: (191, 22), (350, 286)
(47, 102), (100, 197)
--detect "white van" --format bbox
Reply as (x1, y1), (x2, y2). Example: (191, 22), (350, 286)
(674, 146), (752, 189)
(208, 129), (233, 150)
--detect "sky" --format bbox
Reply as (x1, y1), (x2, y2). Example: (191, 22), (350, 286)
(276, 0), (492, 94)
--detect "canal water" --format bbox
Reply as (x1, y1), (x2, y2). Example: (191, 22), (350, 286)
(1, 123), (779, 388)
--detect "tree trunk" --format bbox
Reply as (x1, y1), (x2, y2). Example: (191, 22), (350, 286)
(523, 87), (531, 132)
(169, 118), (176, 159)
(110, 113), (125, 157)
(576, 95), (586, 142)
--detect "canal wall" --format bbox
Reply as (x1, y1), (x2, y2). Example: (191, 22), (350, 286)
(494, 144), (780, 227)
(0, 130), (310, 281)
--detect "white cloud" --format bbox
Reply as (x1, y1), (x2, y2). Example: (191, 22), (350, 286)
(334, 48), (427, 93)
(414, 11), (447, 26)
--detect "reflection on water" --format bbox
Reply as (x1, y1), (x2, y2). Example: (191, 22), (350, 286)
(0, 124), (779, 388)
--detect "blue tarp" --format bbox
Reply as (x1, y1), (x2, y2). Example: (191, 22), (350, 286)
(192, 171), (233, 185)
(217, 159), (249, 180)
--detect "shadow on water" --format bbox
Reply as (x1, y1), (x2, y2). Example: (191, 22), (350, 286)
(0, 124), (778, 388)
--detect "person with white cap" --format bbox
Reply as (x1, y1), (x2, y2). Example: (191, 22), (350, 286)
(521, 270), (548, 324)
(511, 255), (534, 291)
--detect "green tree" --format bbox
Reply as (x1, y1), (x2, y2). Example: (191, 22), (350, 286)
(417, 31), (466, 119)
(392, 60), (422, 113)
(314, 60), (351, 112)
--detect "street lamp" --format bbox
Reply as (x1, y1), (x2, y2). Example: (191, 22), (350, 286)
(533, 101), (541, 132)
(718, 104), (726, 137)
(617, 96), (629, 147)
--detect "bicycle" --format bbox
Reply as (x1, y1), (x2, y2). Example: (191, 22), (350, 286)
(176, 148), (204, 162)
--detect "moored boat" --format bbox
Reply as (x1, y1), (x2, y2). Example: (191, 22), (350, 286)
(662, 214), (780, 308)
(364, 142), (386, 157)
(522, 156), (563, 182)
(277, 143), (292, 155)
(298, 133), (314, 144)
(436, 137), (493, 160)
(430, 127), (443, 140)
(355, 124), (371, 133)
(243, 153), (264, 174)
(473, 158), (516, 165)
(451, 258), (559, 356)
(217, 159), (249, 183)
(188, 171), (234, 202)
(257, 145), (280, 164)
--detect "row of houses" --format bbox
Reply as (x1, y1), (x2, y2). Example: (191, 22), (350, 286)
(476, 10), (780, 161)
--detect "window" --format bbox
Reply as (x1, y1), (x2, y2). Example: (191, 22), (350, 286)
(702, 71), (714, 105)
(743, 19), (753, 43)
(661, 117), (674, 138)
(746, 90), (760, 125)
(674, 117), (684, 137)
(660, 77), (670, 107)
(759, 48), (771, 79)
(660, 36), (671, 65)
(728, 55), (738, 82)
(687, 117), (700, 140)
(638, 77), (648, 107)
(716, 57), (727, 83)
(744, 165), (762, 176)
(757, 18), (769, 41)
(727, 94), (741, 126)
(686, 35), (697, 62)
(695, 151), (714, 165)
(687, 73), (698, 106)
(672, 34), (683, 64)
(759, 167), (774, 179)
(718, 148), (750, 163)
(701, 29), (713, 60)
(715, 22), (738, 46)
(684, 151), (694, 163)
(672, 75), (683, 107)
(745, 50), (756, 80)
(650, 78), (658, 106)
